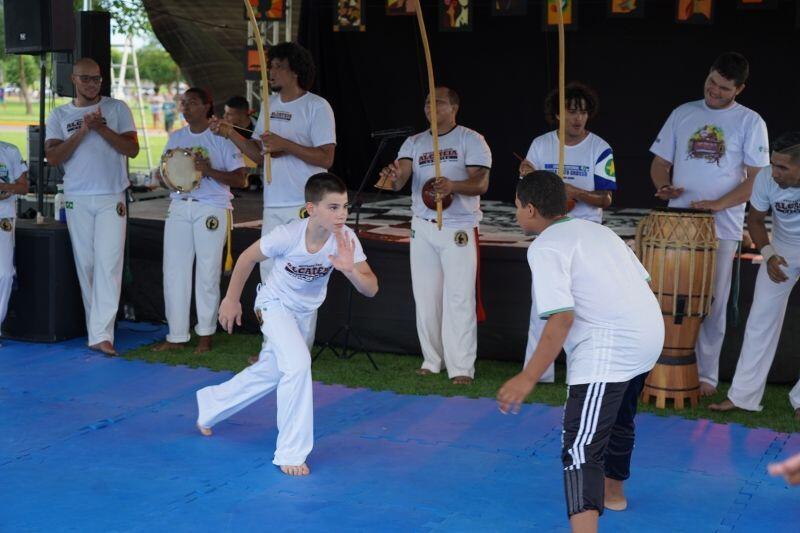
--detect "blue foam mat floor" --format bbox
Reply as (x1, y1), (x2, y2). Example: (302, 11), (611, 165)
(1, 323), (798, 532)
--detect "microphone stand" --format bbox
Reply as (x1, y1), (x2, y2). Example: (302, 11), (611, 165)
(312, 135), (397, 370)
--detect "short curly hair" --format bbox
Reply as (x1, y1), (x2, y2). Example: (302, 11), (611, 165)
(516, 171), (567, 218)
(543, 82), (599, 126)
(268, 42), (316, 91)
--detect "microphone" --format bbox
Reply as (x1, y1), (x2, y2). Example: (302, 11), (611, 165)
(371, 126), (414, 139)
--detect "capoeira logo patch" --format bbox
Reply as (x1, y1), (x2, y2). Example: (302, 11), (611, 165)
(65, 201), (74, 210)
(206, 215), (219, 231)
(116, 202), (126, 217)
(298, 206), (309, 219)
(454, 230), (469, 247)
(0, 218), (12, 232)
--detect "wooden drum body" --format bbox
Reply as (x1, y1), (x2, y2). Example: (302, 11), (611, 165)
(636, 207), (717, 409)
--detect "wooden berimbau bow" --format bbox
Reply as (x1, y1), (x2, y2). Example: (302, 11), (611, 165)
(414, 1), (443, 230)
(244, 0), (272, 185)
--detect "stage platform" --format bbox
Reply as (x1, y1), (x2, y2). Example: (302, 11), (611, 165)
(124, 192), (799, 384)
(1, 326), (798, 532)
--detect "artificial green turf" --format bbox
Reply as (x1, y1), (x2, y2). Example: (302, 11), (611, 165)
(124, 330), (800, 434)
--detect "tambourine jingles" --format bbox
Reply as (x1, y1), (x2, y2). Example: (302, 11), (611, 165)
(160, 149), (201, 193)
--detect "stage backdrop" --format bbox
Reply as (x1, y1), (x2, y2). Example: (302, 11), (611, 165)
(298, 0), (800, 207)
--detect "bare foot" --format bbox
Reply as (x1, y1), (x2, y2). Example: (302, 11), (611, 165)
(90, 341), (118, 356)
(197, 423), (212, 437)
(604, 477), (627, 511)
(709, 399), (740, 412)
(280, 463), (310, 476)
(451, 376), (473, 385)
(415, 368), (434, 376)
(699, 382), (717, 397)
(194, 335), (213, 354)
(151, 341), (186, 352)
(794, 408), (800, 422)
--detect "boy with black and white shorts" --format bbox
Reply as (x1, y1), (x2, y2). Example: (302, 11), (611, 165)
(196, 173), (378, 476)
(498, 171), (663, 532)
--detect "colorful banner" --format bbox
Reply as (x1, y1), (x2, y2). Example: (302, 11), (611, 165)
(334, 0), (366, 32)
(387, 0), (416, 16)
(676, 0), (714, 24)
(244, 46), (261, 81)
(543, 0), (576, 30)
(608, 0), (644, 18)
(491, 0), (527, 16)
(440, 0), (473, 31)
(266, 0), (285, 21)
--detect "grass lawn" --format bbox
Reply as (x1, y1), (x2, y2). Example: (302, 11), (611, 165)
(124, 331), (800, 434)
(0, 98), (160, 129)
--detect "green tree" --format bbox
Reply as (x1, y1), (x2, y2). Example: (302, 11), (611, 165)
(98, 0), (152, 37)
(137, 45), (182, 89)
(0, 4), (38, 113)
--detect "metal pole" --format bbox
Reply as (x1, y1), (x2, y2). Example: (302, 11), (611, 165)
(37, 52), (46, 220)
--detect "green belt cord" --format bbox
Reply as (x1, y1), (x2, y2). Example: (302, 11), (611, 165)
(727, 240), (742, 327)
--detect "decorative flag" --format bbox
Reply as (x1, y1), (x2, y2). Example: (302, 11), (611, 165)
(334, 0), (366, 32)
(676, 0), (714, 24)
(387, 0), (416, 15)
(492, 0), (527, 16)
(543, 0), (577, 30)
(266, 0), (286, 21)
(440, 0), (473, 31)
(737, 0), (777, 9)
(608, 0), (644, 18)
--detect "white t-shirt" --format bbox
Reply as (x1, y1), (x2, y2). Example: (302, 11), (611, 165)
(398, 125), (492, 229)
(750, 165), (800, 249)
(257, 218), (367, 314)
(45, 97), (136, 196)
(529, 217), (664, 385)
(0, 142), (28, 218)
(524, 131), (616, 223)
(650, 99), (770, 240)
(164, 127), (244, 210)
(254, 92), (336, 207)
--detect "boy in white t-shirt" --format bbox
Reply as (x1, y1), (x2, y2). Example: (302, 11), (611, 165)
(196, 173), (378, 476)
(709, 133), (800, 418)
(151, 88), (246, 354)
(44, 58), (140, 356)
(519, 82), (616, 384)
(650, 52), (770, 396)
(0, 141), (28, 337)
(497, 171), (663, 530)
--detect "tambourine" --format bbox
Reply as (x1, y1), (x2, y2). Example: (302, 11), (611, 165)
(160, 149), (201, 193)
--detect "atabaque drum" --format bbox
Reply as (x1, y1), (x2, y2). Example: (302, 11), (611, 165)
(636, 207), (718, 409)
(160, 149), (201, 193)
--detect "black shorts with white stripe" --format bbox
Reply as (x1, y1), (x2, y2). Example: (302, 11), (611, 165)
(561, 380), (630, 518)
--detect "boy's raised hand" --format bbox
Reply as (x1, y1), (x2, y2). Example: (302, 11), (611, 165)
(329, 231), (355, 273)
(218, 297), (243, 334)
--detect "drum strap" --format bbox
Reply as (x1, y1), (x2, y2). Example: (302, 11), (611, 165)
(727, 240), (743, 327)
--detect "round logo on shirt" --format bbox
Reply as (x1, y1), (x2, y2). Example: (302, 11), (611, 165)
(116, 202), (126, 217)
(605, 158), (616, 178)
(298, 206), (309, 219)
(454, 230), (469, 247)
(206, 215), (219, 231)
(0, 218), (12, 232)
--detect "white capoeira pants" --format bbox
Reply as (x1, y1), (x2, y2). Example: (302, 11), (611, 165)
(0, 217), (15, 331)
(524, 276), (556, 383)
(260, 205), (317, 348)
(696, 239), (739, 388)
(65, 193), (126, 346)
(196, 297), (315, 466)
(163, 198), (228, 343)
(410, 217), (478, 379)
(726, 239), (800, 411)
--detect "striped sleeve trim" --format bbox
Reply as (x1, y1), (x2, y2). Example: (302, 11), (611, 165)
(538, 306), (574, 318)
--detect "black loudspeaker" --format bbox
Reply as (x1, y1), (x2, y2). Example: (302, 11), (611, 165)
(53, 12), (112, 98)
(3, 0), (74, 54)
(2, 220), (86, 342)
